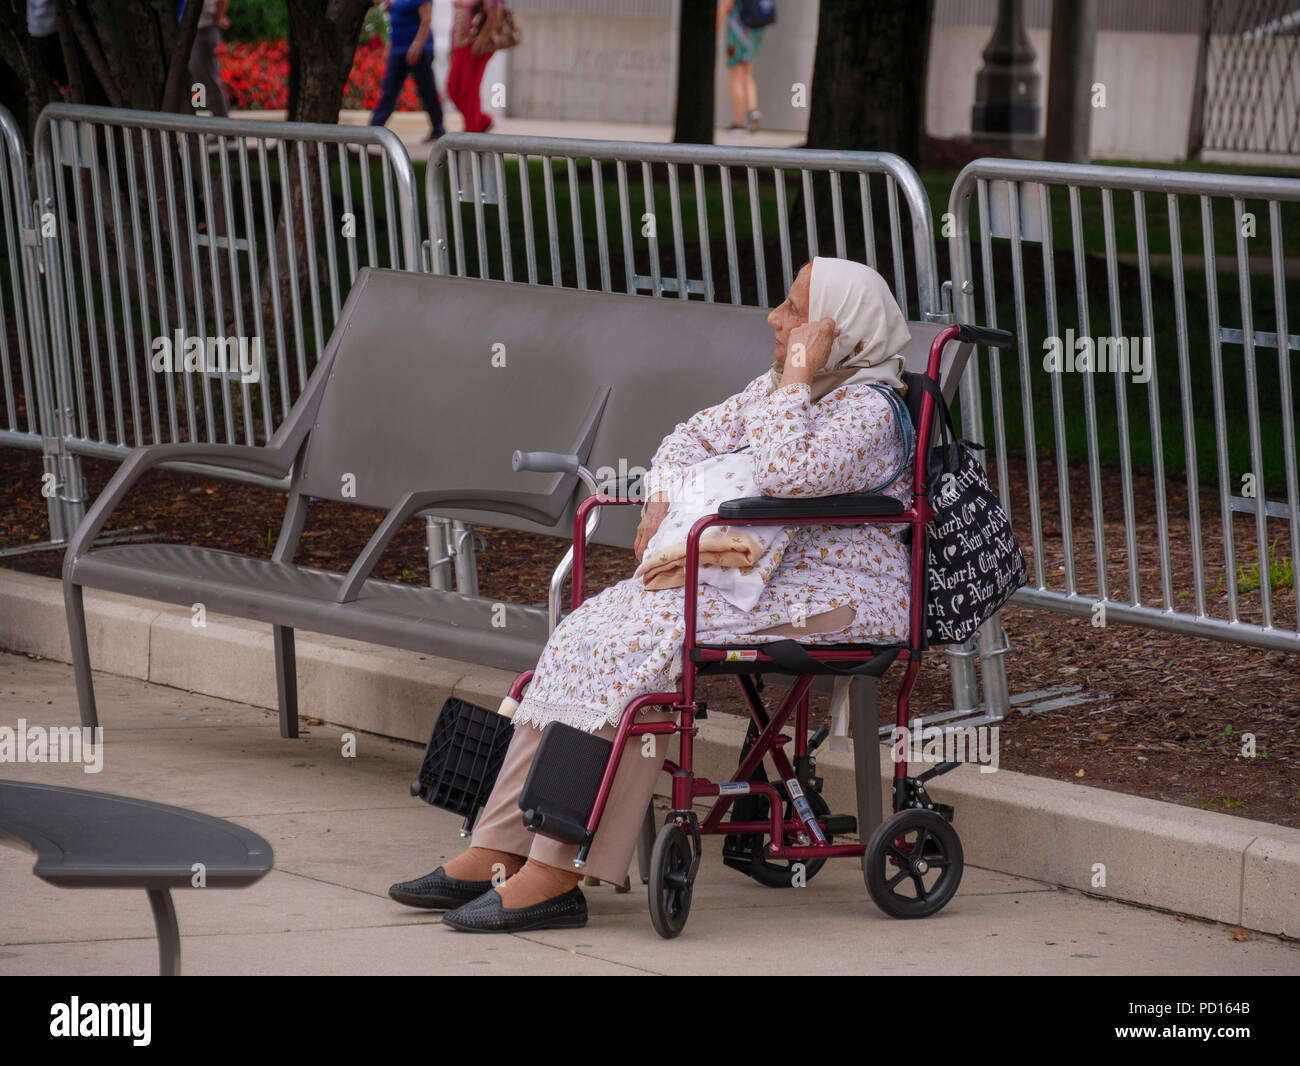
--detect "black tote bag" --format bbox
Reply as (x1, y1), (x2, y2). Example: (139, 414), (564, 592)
(907, 373), (1029, 647)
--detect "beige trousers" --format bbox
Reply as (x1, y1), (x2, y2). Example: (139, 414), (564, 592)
(471, 705), (677, 884)
(469, 606), (856, 885)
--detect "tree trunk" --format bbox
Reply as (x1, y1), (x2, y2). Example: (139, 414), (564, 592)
(806, 0), (934, 164)
(672, 0), (716, 144)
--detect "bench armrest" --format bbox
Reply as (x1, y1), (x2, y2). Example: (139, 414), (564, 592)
(336, 488), (563, 603)
(62, 443), (294, 578)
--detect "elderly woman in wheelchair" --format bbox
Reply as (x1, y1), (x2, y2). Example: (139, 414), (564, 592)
(391, 256), (952, 936)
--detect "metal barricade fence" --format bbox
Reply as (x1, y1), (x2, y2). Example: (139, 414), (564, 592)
(424, 133), (946, 323)
(0, 105), (65, 547)
(949, 159), (1300, 654)
(31, 104), (420, 536)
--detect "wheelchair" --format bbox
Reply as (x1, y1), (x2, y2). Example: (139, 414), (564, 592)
(506, 322), (1014, 939)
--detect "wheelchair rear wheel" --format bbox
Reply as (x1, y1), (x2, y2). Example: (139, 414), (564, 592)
(649, 822), (695, 938)
(864, 809), (963, 918)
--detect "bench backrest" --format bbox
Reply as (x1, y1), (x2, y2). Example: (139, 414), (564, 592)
(278, 270), (973, 548)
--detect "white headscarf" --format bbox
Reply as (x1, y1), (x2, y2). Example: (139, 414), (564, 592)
(768, 257), (912, 400)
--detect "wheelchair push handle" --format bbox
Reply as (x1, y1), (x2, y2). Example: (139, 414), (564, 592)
(955, 323), (1015, 349)
(512, 449), (580, 474)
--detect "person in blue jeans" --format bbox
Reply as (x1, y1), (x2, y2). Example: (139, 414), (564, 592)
(370, 0), (446, 142)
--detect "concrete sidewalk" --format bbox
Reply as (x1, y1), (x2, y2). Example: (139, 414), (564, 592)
(1, 653), (1296, 976)
(233, 109), (806, 160)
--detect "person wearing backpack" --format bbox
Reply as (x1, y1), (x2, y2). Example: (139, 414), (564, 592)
(718, 0), (776, 132)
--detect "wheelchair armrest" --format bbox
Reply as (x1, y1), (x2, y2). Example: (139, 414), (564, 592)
(716, 493), (906, 520)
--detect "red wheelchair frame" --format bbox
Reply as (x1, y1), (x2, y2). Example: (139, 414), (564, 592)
(504, 323), (1008, 937)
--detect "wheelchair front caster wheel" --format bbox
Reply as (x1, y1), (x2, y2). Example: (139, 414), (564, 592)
(648, 822), (695, 939)
(864, 809), (963, 919)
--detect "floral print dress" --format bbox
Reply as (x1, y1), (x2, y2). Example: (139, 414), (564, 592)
(511, 375), (913, 733)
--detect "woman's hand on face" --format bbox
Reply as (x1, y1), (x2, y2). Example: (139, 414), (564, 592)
(634, 498), (670, 563)
(784, 317), (839, 381)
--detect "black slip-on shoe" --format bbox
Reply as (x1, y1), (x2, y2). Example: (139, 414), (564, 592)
(388, 866), (494, 910)
(442, 886), (588, 933)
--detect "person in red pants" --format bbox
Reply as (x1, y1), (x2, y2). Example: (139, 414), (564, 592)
(447, 0), (503, 133)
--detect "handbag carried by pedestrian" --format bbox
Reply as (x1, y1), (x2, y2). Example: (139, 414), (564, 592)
(470, 1), (522, 53)
(907, 372), (1028, 647)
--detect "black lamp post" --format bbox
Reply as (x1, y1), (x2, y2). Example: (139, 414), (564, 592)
(971, 0), (1041, 136)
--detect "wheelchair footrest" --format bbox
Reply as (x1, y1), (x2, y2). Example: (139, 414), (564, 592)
(823, 814), (857, 835)
(519, 722), (614, 847)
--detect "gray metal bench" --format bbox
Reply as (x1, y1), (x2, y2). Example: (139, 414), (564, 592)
(63, 268), (969, 739)
(0, 779), (272, 975)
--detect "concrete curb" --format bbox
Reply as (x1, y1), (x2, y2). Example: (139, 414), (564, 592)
(1, 566), (1296, 937)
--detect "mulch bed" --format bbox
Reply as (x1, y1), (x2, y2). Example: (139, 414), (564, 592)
(2, 443), (1296, 829)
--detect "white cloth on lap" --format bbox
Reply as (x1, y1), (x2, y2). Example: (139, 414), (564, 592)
(634, 450), (791, 611)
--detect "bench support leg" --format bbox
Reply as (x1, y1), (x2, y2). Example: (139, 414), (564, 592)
(849, 678), (883, 847)
(146, 888), (181, 977)
(274, 625), (299, 739)
(65, 583), (98, 730)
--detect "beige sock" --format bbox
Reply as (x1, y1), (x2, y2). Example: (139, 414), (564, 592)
(443, 846), (525, 882)
(495, 858), (582, 908)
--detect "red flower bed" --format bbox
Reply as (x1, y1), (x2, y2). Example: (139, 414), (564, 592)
(218, 37), (422, 113)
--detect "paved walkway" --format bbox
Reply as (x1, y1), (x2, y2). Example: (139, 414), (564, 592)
(233, 109), (806, 159)
(1, 653), (1297, 976)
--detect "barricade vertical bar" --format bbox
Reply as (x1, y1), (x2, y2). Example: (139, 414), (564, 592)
(591, 158), (609, 291)
(1038, 184), (1077, 594)
(152, 129), (191, 442)
(257, 140), (291, 423)
(179, 133), (217, 439)
(196, 131), (236, 444)
(859, 172), (877, 268)
(1268, 201), (1299, 623)
(238, 139), (273, 441)
(746, 166), (766, 306)
(666, 162), (687, 299)
(720, 164), (740, 303)
(976, 180), (1011, 512)
(1101, 188), (1141, 604)
(380, 150), (399, 266)
(518, 152), (538, 285)
(1007, 181), (1046, 586)
(275, 140), (308, 393)
(1167, 193), (1205, 617)
(692, 163), (713, 302)
(217, 139), (254, 446)
(1133, 191), (1174, 609)
(1069, 184), (1108, 602)
(885, 176), (908, 320)
(317, 143), (341, 323)
(566, 156), (587, 290)
(641, 161), (661, 296)
(615, 158), (633, 293)
(338, 144), (359, 284)
(0, 139), (24, 431)
(470, 150), (489, 278)
(1202, 195), (1239, 623)
(542, 155), (562, 286)
(294, 141), (325, 373)
(773, 167), (792, 293)
(67, 121), (108, 443)
(801, 167), (818, 262)
(84, 130), (124, 447)
(50, 122), (90, 443)
(106, 128), (148, 445)
(496, 153), (514, 283)
(358, 143), (382, 272)
(830, 171), (846, 258)
(1233, 197), (1271, 628)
